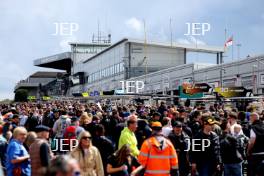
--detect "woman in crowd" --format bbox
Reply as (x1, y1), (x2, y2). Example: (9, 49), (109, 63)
(6, 127), (31, 176)
(79, 112), (93, 131)
(107, 144), (140, 176)
(70, 131), (104, 176)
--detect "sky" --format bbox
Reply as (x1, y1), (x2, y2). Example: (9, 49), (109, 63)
(0, 0), (264, 100)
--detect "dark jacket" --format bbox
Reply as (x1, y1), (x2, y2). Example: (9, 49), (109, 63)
(93, 136), (115, 176)
(220, 134), (243, 164)
(190, 130), (221, 165)
(251, 120), (264, 154)
(168, 131), (190, 175)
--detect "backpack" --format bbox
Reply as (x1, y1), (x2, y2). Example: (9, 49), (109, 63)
(56, 117), (69, 138)
(64, 125), (77, 145)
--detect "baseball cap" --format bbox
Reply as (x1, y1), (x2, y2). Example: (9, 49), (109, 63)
(71, 116), (79, 123)
(172, 121), (182, 128)
(203, 116), (218, 125)
(151, 121), (162, 131)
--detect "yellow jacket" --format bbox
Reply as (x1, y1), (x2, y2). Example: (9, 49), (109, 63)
(118, 127), (140, 157)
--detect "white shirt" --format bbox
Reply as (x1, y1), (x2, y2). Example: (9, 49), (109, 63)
(19, 115), (28, 126)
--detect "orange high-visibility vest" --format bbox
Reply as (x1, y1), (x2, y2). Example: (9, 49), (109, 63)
(138, 136), (178, 176)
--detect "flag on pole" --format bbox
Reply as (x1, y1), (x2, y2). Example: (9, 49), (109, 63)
(224, 36), (233, 48)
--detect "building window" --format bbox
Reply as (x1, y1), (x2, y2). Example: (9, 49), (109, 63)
(120, 62), (124, 72)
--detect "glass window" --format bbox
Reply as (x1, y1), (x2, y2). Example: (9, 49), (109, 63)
(102, 69), (105, 77)
(120, 62), (124, 72)
(111, 66), (114, 75)
(107, 67), (110, 76)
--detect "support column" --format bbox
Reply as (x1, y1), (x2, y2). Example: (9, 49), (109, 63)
(184, 48), (187, 64)
(217, 53), (220, 64)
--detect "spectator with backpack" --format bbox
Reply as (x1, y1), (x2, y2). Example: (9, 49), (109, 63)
(52, 110), (71, 154)
(63, 116), (84, 151)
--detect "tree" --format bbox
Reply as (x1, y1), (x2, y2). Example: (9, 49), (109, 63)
(14, 89), (28, 102)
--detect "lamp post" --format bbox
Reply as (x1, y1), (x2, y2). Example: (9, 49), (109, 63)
(220, 68), (226, 88)
(252, 65), (258, 95)
(162, 74), (170, 95)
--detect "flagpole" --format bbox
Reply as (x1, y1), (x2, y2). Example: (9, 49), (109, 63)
(232, 35), (234, 61)
(224, 28), (227, 53)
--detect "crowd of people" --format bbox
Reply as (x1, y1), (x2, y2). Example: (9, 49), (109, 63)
(0, 100), (263, 176)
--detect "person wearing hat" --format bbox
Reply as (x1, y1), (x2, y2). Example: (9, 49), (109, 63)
(137, 121), (179, 176)
(168, 121), (190, 176)
(190, 116), (221, 176)
(150, 112), (161, 124)
(29, 125), (54, 176)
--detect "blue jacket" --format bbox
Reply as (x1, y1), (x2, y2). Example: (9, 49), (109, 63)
(6, 139), (31, 176)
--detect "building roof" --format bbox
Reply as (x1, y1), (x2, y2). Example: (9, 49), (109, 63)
(83, 38), (224, 63)
(30, 71), (66, 78)
(69, 42), (111, 47)
(34, 52), (72, 72)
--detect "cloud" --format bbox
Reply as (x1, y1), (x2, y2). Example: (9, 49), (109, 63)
(125, 17), (143, 32)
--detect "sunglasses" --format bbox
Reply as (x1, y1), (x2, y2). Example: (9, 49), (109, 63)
(73, 171), (81, 176)
(82, 136), (92, 140)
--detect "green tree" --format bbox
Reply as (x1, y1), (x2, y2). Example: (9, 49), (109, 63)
(14, 89), (28, 102)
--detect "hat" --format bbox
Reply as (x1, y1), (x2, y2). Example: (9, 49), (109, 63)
(172, 121), (182, 128)
(203, 116), (218, 125)
(151, 121), (162, 131)
(153, 112), (161, 117)
(53, 109), (59, 113)
(71, 116), (79, 123)
(178, 106), (186, 113)
(35, 125), (50, 132)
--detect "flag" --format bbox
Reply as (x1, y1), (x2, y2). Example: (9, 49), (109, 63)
(224, 36), (233, 48)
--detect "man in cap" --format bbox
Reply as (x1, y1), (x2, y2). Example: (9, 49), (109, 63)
(190, 116), (221, 176)
(138, 121), (179, 176)
(29, 125), (54, 176)
(150, 112), (161, 123)
(168, 121), (190, 176)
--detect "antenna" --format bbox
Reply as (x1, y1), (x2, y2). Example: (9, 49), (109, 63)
(237, 43), (241, 60)
(97, 19), (100, 43)
(169, 18), (172, 47)
(92, 20), (111, 44)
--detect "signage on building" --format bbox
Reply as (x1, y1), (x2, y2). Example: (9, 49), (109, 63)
(214, 87), (253, 98)
(179, 86), (203, 98)
(115, 89), (125, 94)
(82, 92), (89, 97)
(182, 83), (212, 95)
(27, 96), (36, 100)
(42, 96), (51, 101)
(260, 74), (264, 84)
(208, 81), (219, 88)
